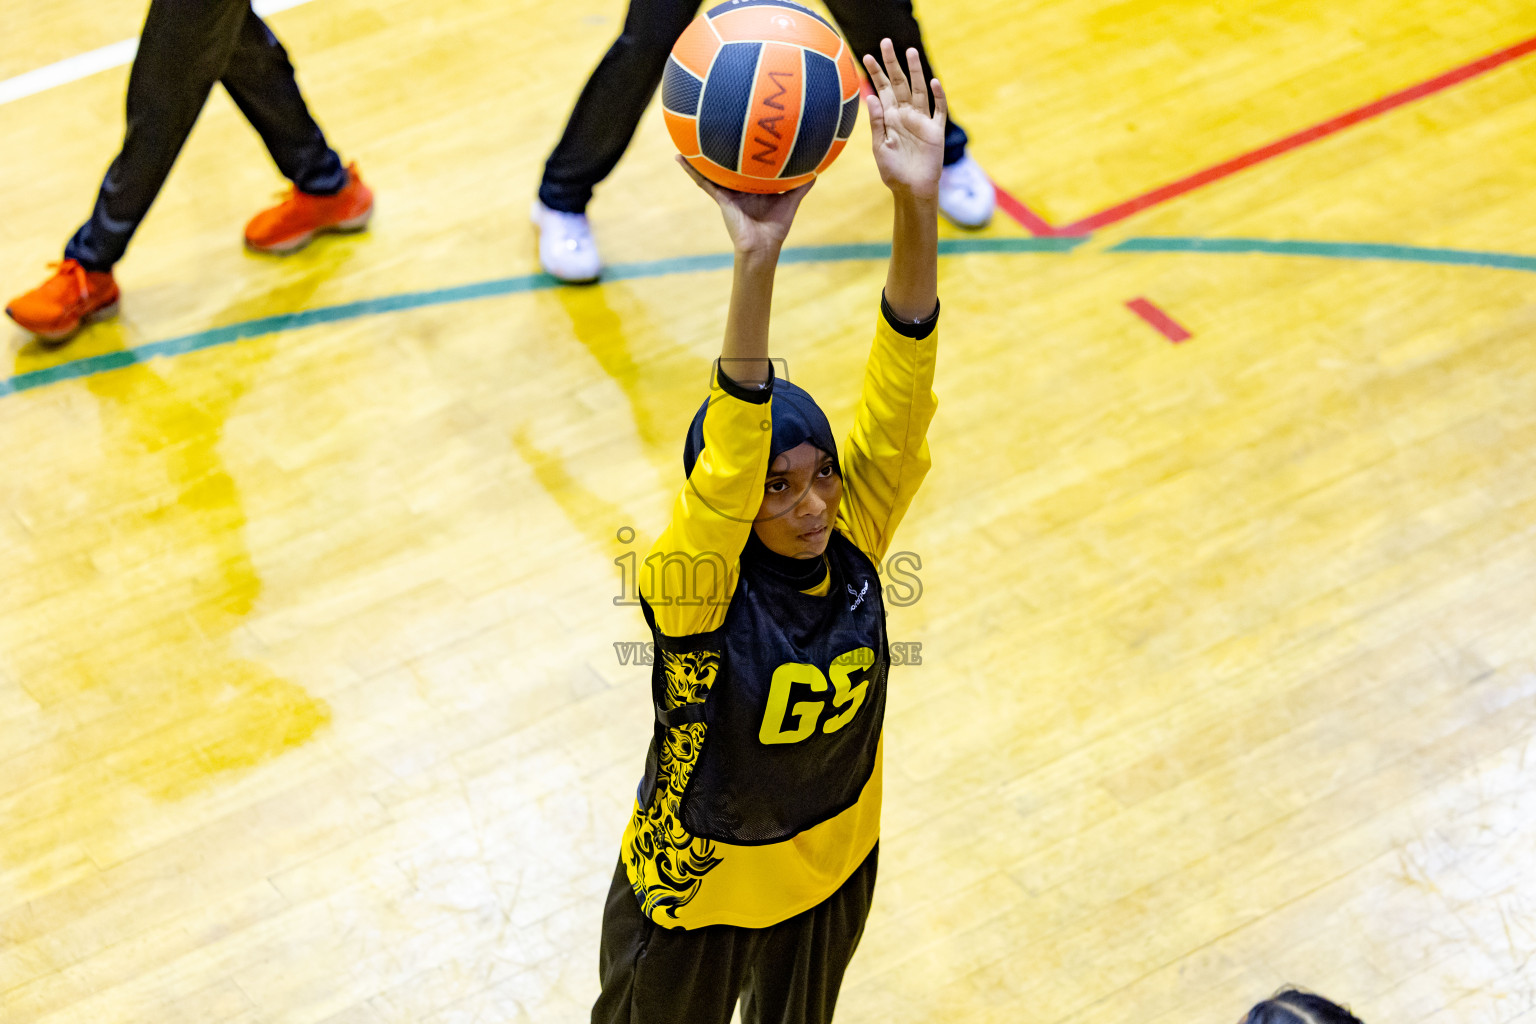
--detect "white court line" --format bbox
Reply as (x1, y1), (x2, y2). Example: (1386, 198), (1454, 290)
(0, 0), (320, 107)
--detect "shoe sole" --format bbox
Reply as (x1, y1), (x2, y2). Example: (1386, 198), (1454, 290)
(246, 208), (373, 255)
(939, 207), (994, 230)
(545, 268), (602, 285)
(6, 298), (120, 345)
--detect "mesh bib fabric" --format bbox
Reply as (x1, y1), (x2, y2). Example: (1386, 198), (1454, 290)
(639, 531), (887, 845)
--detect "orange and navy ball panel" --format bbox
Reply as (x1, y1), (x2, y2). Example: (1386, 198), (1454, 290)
(743, 42), (805, 179)
(835, 42), (860, 101)
(705, 0), (835, 31)
(836, 88), (859, 142)
(698, 41), (760, 169)
(663, 108), (700, 158)
(812, 138), (847, 176)
(670, 16), (718, 80)
(708, 0), (844, 60)
(778, 47), (842, 177)
(662, 57), (704, 143)
(684, 155), (814, 194)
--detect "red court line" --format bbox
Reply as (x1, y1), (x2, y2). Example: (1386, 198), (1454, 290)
(1126, 297), (1191, 342)
(993, 184), (1056, 236)
(996, 33), (1536, 236)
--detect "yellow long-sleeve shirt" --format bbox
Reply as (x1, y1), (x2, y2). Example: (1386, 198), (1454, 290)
(623, 303), (938, 929)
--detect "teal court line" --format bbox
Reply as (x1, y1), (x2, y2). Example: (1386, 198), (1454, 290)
(1107, 237), (1536, 272)
(3, 234), (1533, 399)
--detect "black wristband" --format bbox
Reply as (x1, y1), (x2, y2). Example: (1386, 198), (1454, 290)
(881, 292), (941, 339)
(715, 359), (775, 403)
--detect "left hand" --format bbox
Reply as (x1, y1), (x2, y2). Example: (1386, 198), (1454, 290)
(862, 40), (947, 203)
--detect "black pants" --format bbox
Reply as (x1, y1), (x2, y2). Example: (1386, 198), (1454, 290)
(592, 844), (879, 1024)
(64, 0), (347, 272)
(539, 0), (969, 213)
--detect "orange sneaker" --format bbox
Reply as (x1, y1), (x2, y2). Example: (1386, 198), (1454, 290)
(6, 260), (121, 343)
(244, 162), (373, 254)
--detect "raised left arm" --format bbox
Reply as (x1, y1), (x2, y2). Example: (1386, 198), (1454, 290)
(863, 39), (946, 323)
(835, 41), (944, 561)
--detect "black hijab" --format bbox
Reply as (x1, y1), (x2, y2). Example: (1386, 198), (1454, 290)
(682, 375), (839, 587)
(682, 377), (839, 479)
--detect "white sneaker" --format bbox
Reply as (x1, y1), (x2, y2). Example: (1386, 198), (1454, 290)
(531, 200), (602, 283)
(937, 154), (995, 229)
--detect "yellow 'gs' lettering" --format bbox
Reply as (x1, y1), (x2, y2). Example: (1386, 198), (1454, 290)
(758, 663), (827, 744)
(758, 648), (875, 745)
(822, 647), (873, 734)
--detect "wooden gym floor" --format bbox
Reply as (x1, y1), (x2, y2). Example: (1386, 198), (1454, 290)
(3, 0), (1536, 1020)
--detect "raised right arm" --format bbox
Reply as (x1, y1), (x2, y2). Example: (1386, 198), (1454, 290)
(643, 366), (774, 637)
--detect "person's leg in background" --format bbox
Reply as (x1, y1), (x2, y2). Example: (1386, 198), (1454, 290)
(227, 6), (374, 253)
(7, 0), (372, 342)
(64, 0), (253, 274)
(7, 0), (251, 342)
(823, 0), (995, 228)
(532, 0), (702, 283)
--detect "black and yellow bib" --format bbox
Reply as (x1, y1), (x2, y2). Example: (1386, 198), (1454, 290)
(645, 530), (887, 846)
(639, 529), (887, 846)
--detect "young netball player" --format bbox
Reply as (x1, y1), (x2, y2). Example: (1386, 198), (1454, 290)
(591, 39), (941, 1024)
(5, 0), (371, 344)
(532, 0), (992, 283)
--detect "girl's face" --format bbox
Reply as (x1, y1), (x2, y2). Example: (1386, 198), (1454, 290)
(753, 442), (841, 558)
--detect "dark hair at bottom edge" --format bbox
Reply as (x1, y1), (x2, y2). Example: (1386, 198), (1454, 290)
(1244, 988), (1365, 1024)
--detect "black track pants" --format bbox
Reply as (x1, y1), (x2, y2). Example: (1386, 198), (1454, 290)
(64, 0), (347, 271)
(591, 844), (879, 1024)
(538, 0), (969, 214)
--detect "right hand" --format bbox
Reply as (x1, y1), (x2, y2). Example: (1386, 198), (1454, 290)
(678, 156), (814, 257)
(862, 40), (946, 203)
